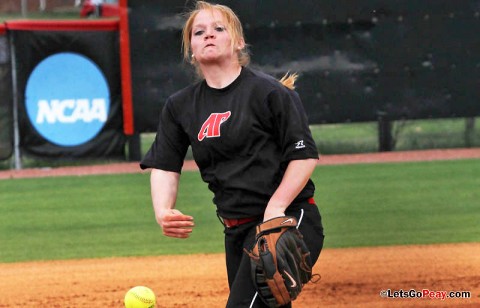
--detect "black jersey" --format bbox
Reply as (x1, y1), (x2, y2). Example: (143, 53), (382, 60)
(140, 67), (319, 218)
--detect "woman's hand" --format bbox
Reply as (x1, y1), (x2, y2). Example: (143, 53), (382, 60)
(156, 209), (195, 239)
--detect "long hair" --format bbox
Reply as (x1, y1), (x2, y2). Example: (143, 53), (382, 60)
(181, 1), (297, 89)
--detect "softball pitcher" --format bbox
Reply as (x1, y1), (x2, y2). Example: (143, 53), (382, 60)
(140, 2), (324, 307)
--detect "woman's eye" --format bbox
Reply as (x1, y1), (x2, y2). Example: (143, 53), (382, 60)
(215, 26), (225, 32)
(193, 30), (204, 36)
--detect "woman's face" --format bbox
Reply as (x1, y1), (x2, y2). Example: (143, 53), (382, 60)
(190, 9), (239, 65)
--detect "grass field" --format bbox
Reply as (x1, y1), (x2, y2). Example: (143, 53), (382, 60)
(140, 117), (480, 160)
(1, 159), (479, 263)
(0, 7), (82, 22)
(311, 117), (480, 154)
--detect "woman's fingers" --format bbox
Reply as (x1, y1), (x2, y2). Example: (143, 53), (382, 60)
(161, 212), (195, 238)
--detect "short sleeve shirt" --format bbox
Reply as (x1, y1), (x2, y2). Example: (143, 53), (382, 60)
(140, 67), (318, 218)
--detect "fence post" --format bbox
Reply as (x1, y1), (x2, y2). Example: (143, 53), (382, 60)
(21, 0), (28, 17)
(127, 133), (141, 161)
(9, 33), (22, 169)
(465, 117), (475, 147)
(377, 111), (393, 152)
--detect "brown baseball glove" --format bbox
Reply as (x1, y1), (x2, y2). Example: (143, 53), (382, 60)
(244, 216), (313, 307)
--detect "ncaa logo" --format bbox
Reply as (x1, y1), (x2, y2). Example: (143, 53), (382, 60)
(25, 52), (110, 147)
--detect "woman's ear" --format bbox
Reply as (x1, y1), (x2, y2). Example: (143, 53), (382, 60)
(236, 39), (246, 50)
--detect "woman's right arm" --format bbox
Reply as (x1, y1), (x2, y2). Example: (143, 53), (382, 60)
(150, 168), (195, 239)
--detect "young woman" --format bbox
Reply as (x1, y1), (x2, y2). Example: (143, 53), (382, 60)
(140, 2), (324, 307)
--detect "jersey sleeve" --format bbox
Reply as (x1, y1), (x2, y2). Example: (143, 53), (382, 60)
(266, 88), (318, 162)
(139, 98), (190, 173)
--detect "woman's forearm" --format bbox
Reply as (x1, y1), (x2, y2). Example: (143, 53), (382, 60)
(264, 158), (318, 220)
(150, 168), (180, 218)
(150, 168), (194, 238)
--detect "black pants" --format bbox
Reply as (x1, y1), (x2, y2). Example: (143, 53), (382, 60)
(224, 201), (325, 307)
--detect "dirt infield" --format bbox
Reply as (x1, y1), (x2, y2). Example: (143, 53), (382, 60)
(1, 149), (479, 307)
(0, 244), (479, 307)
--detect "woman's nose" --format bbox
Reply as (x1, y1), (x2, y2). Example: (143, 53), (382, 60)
(204, 28), (215, 39)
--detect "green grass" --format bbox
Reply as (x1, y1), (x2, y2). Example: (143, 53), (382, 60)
(0, 13), (81, 23)
(0, 171), (222, 262)
(1, 159), (479, 263)
(315, 159), (480, 247)
(311, 117), (480, 155)
(395, 118), (479, 150)
(139, 117), (480, 159)
(144, 118), (480, 157)
(311, 122), (378, 154)
(0, 6), (83, 22)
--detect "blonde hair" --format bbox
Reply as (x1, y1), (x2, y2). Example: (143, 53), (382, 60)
(279, 72), (298, 90)
(182, 1), (297, 89)
(182, 1), (250, 67)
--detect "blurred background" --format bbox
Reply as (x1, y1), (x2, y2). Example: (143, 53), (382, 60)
(0, 0), (118, 19)
(0, 0), (479, 170)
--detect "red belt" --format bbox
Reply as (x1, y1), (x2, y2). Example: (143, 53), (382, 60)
(222, 216), (259, 228)
(221, 198), (316, 228)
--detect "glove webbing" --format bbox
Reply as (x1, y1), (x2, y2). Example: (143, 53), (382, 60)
(256, 217), (298, 306)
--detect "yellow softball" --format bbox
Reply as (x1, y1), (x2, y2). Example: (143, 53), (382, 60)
(124, 286), (156, 308)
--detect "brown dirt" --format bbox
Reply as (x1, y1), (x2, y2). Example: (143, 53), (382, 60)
(1, 149), (479, 307)
(0, 244), (479, 307)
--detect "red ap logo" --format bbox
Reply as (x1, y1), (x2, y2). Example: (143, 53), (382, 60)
(198, 111), (231, 141)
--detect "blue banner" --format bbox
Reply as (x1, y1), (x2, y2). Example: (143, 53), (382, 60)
(9, 20), (125, 159)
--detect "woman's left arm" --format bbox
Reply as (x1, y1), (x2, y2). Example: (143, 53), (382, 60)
(263, 158), (318, 221)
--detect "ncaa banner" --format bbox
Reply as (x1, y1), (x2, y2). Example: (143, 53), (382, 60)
(7, 20), (125, 159)
(0, 23), (13, 161)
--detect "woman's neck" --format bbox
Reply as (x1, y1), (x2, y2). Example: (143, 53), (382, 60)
(201, 63), (242, 89)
